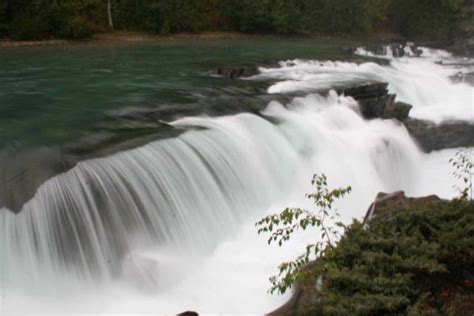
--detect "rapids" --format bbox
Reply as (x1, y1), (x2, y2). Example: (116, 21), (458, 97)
(259, 47), (473, 122)
(0, 46), (471, 315)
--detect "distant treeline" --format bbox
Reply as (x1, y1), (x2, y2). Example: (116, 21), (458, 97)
(0, 0), (469, 41)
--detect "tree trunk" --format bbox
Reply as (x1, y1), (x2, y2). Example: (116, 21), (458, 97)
(107, 0), (114, 30)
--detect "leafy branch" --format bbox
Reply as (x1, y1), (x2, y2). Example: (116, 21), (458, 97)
(256, 174), (351, 294)
(449, 148), (473, 201)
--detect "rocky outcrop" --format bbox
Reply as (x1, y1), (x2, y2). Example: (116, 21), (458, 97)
(336, 82), (472, 152)
(210, 66), (259, 79)
(362, 42), (423, 58)
(363, 191), (444, 223)
(383, 101), (413, 121)
(404, 119), (474, 152)
(0, 116), (183, 213)
(340, 82), (412, 121)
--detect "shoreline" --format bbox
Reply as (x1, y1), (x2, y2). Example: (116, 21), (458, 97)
(0, 31), (406, 48)
(0, 32), (299, 48)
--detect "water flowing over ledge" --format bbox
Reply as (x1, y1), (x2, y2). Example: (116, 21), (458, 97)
(258, 46), (473, 123)
(0, 45), (471, 314)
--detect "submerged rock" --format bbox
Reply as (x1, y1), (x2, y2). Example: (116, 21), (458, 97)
(404, 119), (474, 152)
(210, 66), (259, 79)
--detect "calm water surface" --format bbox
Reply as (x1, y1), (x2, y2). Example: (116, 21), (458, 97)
(0, 39), (349, 150)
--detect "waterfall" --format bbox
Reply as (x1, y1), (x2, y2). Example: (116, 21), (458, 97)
(0, 46), (468, 314)
(1, 113), (299, 286)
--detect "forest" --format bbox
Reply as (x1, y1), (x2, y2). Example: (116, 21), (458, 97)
(0, 0), (470, 41)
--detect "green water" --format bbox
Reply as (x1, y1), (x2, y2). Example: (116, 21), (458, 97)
(0, 39), (349, 151)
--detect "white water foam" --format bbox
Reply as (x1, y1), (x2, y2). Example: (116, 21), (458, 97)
(259, 47), (473, 123)
(0, 88), (462, 315)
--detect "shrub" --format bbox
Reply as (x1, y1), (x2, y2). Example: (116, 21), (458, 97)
(299, 200), (474, 315)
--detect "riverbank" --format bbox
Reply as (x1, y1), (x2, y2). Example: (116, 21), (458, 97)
(0, 30), (406, 48)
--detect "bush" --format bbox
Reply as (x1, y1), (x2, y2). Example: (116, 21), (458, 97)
(299, 200), (474, 315)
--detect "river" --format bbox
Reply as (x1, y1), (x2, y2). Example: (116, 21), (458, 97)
(0, 39), (472, 315)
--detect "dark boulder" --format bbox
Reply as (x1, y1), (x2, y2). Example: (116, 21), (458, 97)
(177, 312), (199, 316)
(340, 82), (412, 121)
(211, 66), (259, 79)
(404, 119), (474, 152)
(342, 82), (389, 99)
(382, 101), (412, 121)
(357, 94), (394, 119)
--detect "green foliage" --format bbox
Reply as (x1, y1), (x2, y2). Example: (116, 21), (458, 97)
(2, 0), (470, 40)
(318, 0), (391, 34)
(388, 0), (468, 41)
(8, 0), (100, 40)
(60, 16), (94, 39)
(299, 200), (474, 315)
(450, 148), (473, 201)
(256, 174), (351, 294)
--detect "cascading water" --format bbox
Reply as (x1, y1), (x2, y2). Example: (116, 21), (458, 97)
(0, 46), (470, 315)
(259, 46), (473, 122)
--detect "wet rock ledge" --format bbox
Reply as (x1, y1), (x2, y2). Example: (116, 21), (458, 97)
(338, 81), (474, 152)
(1, 76), (472, 213)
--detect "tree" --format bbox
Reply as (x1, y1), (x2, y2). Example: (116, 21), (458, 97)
(107, 0), (114, 30)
